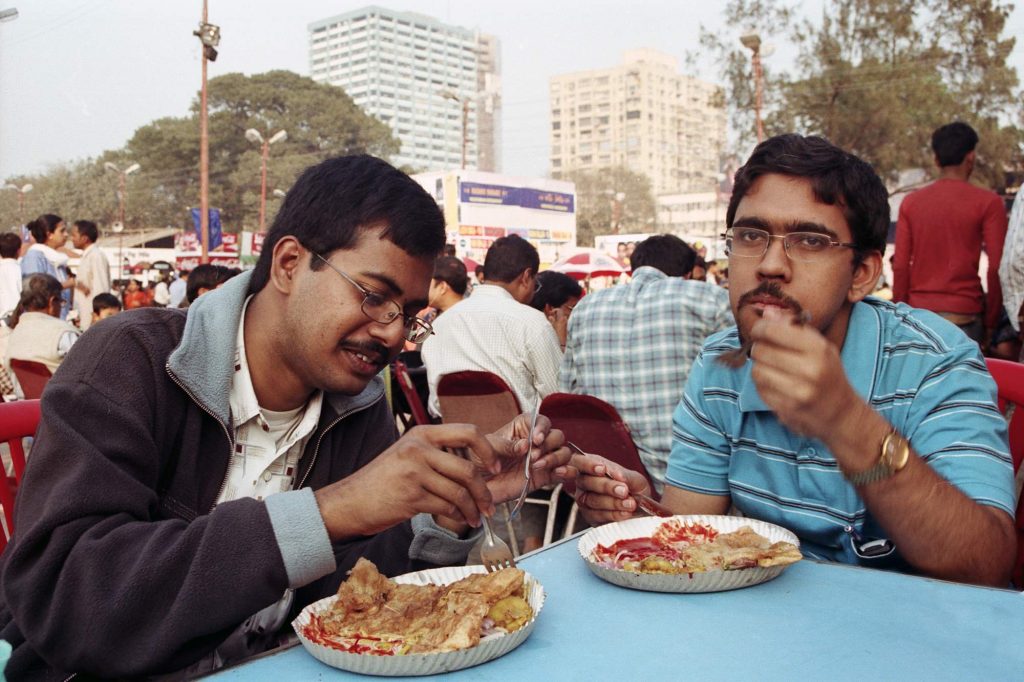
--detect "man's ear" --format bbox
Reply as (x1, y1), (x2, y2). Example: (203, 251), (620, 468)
(848, 250), (883, 303)
(270, 236), (303, 295)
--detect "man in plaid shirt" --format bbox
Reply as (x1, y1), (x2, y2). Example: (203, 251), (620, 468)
(560, 235), (733, 492)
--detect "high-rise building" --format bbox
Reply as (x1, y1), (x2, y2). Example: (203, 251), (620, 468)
(308, 6), (501, 173)
(549, 49), (725, 196)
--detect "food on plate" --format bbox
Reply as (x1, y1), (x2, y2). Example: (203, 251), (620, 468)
(301, 558), (533, 656)
(590, 518), (802, 573)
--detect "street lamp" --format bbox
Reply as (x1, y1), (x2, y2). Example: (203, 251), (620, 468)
(440, 90), (470, 169)
(193, 0), (220, 264)
(245, 128), (287, 232)
(740, 32), (764, 144)
(104, 162), (140, 281)
(0, 8), (18, 22)
(3, 182), (32, 219)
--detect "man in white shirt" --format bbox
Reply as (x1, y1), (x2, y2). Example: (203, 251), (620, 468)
(71, 220), (112, 330)
(0, 232), (22, 317)
(422, 235), (562, 418)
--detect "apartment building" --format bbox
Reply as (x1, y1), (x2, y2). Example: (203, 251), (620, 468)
(308, 6), (501, 172)
(549, 49), (725, 196)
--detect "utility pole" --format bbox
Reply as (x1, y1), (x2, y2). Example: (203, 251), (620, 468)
(104, 162), (140, 280)
(441, 91), (470, 170)
(194, 0), (220, 263)
(3, 183), (32, 220)
(245, 129), (287, 232)
(741, 33), (764, 144)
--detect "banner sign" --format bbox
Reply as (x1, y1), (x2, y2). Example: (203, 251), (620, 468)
(189, 208), (224, 249)
(459, 182), (575, 213)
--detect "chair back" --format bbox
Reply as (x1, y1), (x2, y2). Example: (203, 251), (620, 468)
(392, 358), (433, 428)
(986, 358), (1024, 589)
(540, 392), (657, 494)
(9, 359), (52, 400)
(0, 399), (42, 552)
(437, 371), (521, 434)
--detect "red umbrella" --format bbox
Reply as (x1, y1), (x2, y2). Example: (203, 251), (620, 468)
(461, 256), (482, 273)
(548, 249), (628, 280)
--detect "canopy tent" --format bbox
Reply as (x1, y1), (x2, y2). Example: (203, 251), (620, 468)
(547, 249), (628, 280)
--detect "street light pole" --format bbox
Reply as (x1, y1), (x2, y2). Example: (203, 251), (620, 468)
(740, 33), (764, 144)
(441, 91), (469, 169)
(104, 162), (140, 280)
(245, 129), (287, 232)
(194, 0), (220, 264)
(3, 183), (32, 220)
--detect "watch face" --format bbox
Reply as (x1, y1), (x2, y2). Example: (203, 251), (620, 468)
(883, 433), (910, 471)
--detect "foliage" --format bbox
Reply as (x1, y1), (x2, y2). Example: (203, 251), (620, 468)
(700, 0), (1023, 188)
(1, 71), (400, 233)
(556, 167), (656, 247)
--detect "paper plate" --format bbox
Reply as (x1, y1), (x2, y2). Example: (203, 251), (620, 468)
(578, 514), (800, 593)
(292, 565), (545, 676)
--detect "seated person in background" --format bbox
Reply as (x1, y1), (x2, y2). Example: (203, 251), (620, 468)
(0, 154), (568, 679)
(91, 292), (122, 325)
(184, 263), (239, 305)
(427, 255), (469, 316)
(122, 278), (150, 309)
(4, 273), (81, 376)
(561, 234), (733, 491)
(566, 134), (1015, 587)
(529, 270), (583, 350)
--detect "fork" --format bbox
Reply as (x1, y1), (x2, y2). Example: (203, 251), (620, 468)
(565, 441), (674, 518)
(508, 401), (541, 520)
(451, 447), (516, 571)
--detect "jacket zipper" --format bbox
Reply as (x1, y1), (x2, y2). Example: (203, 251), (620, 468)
(165, 364), (236, 511)
(296, 394), (386, 489)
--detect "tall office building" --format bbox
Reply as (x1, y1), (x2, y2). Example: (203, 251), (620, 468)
(549, 49), (725, 196)
(308, 6), (501, 172)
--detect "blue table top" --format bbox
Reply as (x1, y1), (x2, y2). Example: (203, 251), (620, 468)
(212, 535), (1024, 681)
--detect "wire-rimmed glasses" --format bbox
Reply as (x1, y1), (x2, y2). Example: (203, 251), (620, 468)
(723, 227), (858, 262)
(312, 252), (433, 344)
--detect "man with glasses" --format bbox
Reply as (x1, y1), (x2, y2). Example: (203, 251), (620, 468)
(567, 134), (1015, 586)
(0, 155), (569, 679)
(560, 234), (733, 492)
(422, 234), (562, 420)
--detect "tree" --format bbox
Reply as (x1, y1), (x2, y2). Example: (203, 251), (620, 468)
(556, 167), (656, 247)
(701, 0), (1022, 188)
(0, 71), (400, 233)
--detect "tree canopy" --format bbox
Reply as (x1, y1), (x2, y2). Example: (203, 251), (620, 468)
(700, 0), (1022, 188)
(1, 70), (399, 233)
(557, 166), (656, 247)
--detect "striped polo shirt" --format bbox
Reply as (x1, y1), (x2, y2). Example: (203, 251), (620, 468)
(666, 297), (1015, 565)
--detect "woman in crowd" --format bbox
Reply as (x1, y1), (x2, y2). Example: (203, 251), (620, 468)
(20, 214), (75, 319)
(530, 270), (583, 350)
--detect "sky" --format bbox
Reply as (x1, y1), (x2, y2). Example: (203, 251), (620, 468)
(1, 0), (1022, 182)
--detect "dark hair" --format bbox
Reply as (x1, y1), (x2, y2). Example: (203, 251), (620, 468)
(187, 264), (239, 303)
(726, 134), (889, 256)
(11, 273), (62, 327)
(631, 234), (696, 277)
(932, 122), (979, 167)
(92, 292), (122, 314)
(73, 220), (99, 243)
(482, 235), (539, 283)
(28, 214), (63, 244)
(248, 154), (445, 293)
(442, 243), (457, 257)
(531, 271), (583, 311)
(432, 256), (468, 296)
(0, 232), (21, 259)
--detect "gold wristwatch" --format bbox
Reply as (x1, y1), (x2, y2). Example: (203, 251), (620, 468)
(845, 429), (910, 486)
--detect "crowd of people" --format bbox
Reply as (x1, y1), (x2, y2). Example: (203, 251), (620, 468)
(0, 124), (1020, 679)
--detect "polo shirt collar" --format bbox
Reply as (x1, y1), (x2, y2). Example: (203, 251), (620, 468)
(737, 300), (878, 412)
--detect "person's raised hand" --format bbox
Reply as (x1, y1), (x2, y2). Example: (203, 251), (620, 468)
(313, 423), (499, 541)
(556, 451), (650, 525)
(483, 412), (570, 503)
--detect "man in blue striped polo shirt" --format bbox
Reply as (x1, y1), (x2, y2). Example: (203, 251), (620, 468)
(567, 134), (1015, 586)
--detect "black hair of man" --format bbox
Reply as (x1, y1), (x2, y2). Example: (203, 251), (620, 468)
(432, 256), (468, 296)
(73, 220), (99, 244)
(630, 234), (696, 278)
(530, 270), (583, 311)
(0, 232), (21, 259)
(726, 134), (889, 258)
(482, 234), (539, 283)
(186, 264), (239, 303)
(932, 122), (979, 167)
(27, 214), (63, 245)
(11, 273), (62, 327)
(442, 243), (457, 257)
(92, 292), (122, 315)
(248, 154), (446, 294)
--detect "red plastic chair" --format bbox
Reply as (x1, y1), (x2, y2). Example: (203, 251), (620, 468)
(0, 399), (41, 552)
(986, 358), (1024, 588)
(10, 359), (52, 400)
(436, 371), (522, 435)
(392, 358), (433, 429)
(541, 392), (657, 538)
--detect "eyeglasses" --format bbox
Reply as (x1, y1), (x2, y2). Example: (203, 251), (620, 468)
(723, 227), (858, 262)
(312, 252), (434, 344)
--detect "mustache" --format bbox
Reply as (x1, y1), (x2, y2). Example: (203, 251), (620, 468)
(736, 282), (805, 315)
(339, 339), (392, 365)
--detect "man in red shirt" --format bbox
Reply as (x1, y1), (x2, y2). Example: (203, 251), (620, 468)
(893, 122), (1008, 346)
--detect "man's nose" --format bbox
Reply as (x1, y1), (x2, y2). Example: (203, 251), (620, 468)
(367, 316), (407, 349)
(756, 236), (792, 279)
